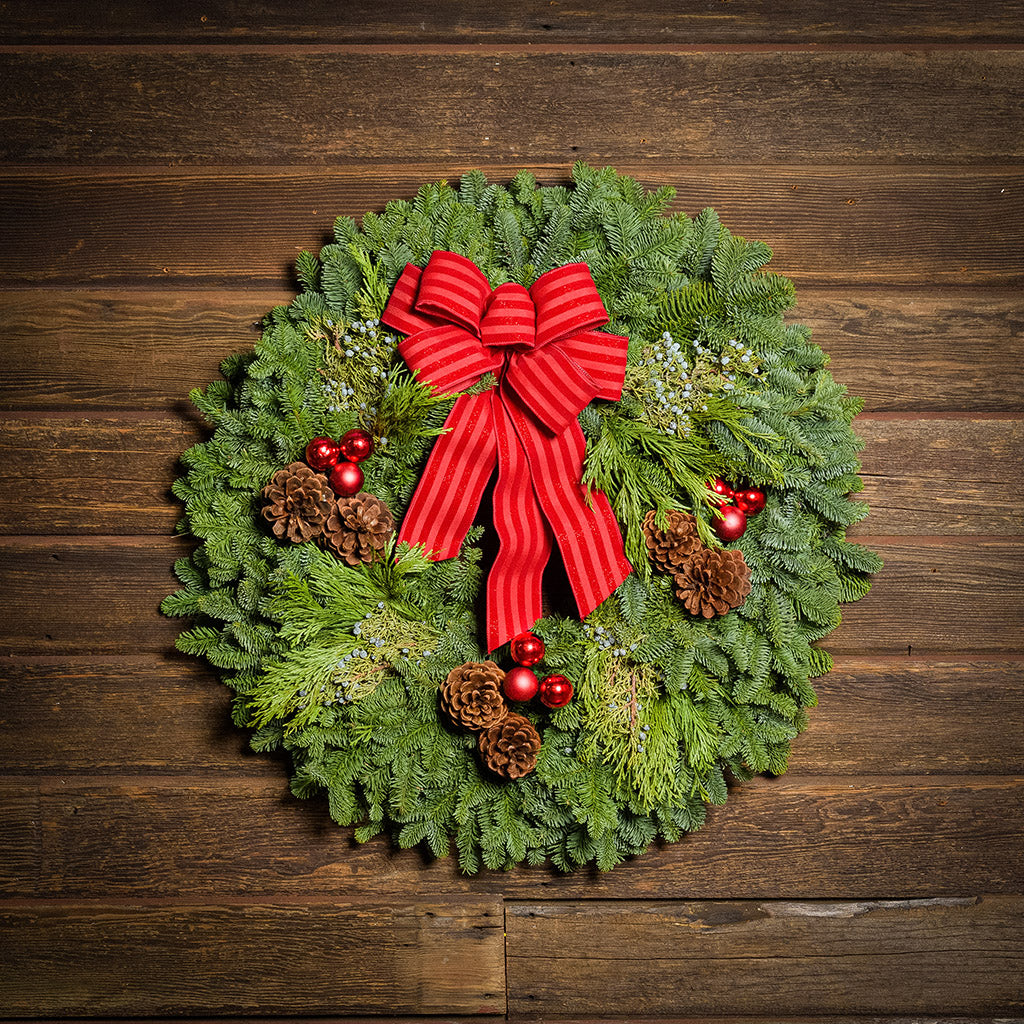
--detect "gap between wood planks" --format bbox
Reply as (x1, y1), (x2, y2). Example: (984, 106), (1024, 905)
(4, 42), (1024, 54)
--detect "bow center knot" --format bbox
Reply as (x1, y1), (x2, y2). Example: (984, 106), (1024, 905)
(480, 283), (536, 353)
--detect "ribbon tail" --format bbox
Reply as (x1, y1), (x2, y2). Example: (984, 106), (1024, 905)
(486, 401), (553, 652)
(504, 390), (632, 620)
(396, 392), (498, 560)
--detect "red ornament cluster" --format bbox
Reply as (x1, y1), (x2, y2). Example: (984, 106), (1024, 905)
(502, 632), (574, 709)
(709, 478), (766, 542)
(305, 429), (375, 496)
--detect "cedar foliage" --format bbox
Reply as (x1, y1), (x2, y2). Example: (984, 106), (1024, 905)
(163, 164), (880, 873)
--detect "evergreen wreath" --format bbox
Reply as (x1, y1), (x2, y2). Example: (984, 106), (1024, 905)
(163, 164), (881, 873)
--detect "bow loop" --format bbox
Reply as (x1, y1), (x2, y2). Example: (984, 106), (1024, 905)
(398, 324), (501, 395)
(414, 250), (492, 334)
(530, 262), (611, 349)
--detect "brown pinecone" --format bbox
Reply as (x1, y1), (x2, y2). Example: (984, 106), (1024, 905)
(261, 461), (332, 543)
(478, 713), (541, 780)
(643, 509), (704, 573)
(673, 546), (752, 618)
(441, 661), (509, 732)
(321, 491), (395, 566)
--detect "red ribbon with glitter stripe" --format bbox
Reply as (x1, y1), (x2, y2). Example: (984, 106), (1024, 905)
(381, 250), (633, 651)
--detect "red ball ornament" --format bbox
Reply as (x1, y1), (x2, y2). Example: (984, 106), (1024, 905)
(510, 632), (545, 667)
(539, 674), (573, 709)
(328, 459), (364, 496)
(305, 436), (341, 472)
(339, 429), (374, 463)
(714, 504), (747, 542)
(503, 666), (539, 703)
(735, 488), (765, 515)
(710, 477), (734, 500)
(743, 488), (766, 514)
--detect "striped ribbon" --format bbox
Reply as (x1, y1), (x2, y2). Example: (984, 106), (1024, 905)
(381, 250), (633, 652)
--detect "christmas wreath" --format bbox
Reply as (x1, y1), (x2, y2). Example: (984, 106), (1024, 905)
(163, 164), (880, 873)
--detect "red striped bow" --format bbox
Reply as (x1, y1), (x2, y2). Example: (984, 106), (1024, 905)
(381, 250), (633, 652)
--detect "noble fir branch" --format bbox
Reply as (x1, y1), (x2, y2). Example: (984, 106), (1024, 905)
(671, 691), (721, 780)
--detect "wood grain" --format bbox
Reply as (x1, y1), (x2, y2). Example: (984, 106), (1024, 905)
(794, 290), (1024, 413)
(1, 537), (1019, 656)
(504, 896), (1024, 1016)
(1, 415), (1019, 535)
(1, 288), (1021, 414)
(0, 417), (198, 535)
(0, 538), (186, 656)
(0, 290), (272, 412)
(827, 539), (1024, 655)
(0, 659), (267, 774)
(803, 659), (1024, 774)
(854, 417), (1024, 535)
(0, 900), (506, 1016)
(4, 658), (1019, 776)
(4, 52), (1021, 166)
(2, 168), (1021, 288)
(2, 776), (1020, 899)
(4, 0), (1024, 43)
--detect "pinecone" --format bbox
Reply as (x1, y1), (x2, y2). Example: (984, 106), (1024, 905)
(321, 491), (395, 566)
(643, 509), (704, 573)
(478, 713), (541, 780)
(441, 661), (509, 731)
(261, 461), (332, 543)
(673, 546), (752, 618)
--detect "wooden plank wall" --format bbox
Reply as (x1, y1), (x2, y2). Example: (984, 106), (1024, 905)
(1, 2), (1022, 1020)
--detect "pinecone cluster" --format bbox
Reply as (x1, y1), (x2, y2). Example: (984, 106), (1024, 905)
(440, 661), (541, 780)
(260, 462), (394, 565)
(643, 508), (751, 618)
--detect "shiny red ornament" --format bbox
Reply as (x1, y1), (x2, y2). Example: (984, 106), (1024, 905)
(339, 428), (374, 463)
(710, 477), (734, 500)
(510, 632), (545, 667)
(328, 459), (364, 496)
(503, 666), (539, 703)
(305, 436), (341, 472)
(736, 488), (766, 515)
(539, 674), (573, 709)
(714, 504), (747, 542)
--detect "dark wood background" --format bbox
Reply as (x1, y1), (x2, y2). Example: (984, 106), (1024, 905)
(1, 2), (1022, 1020)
